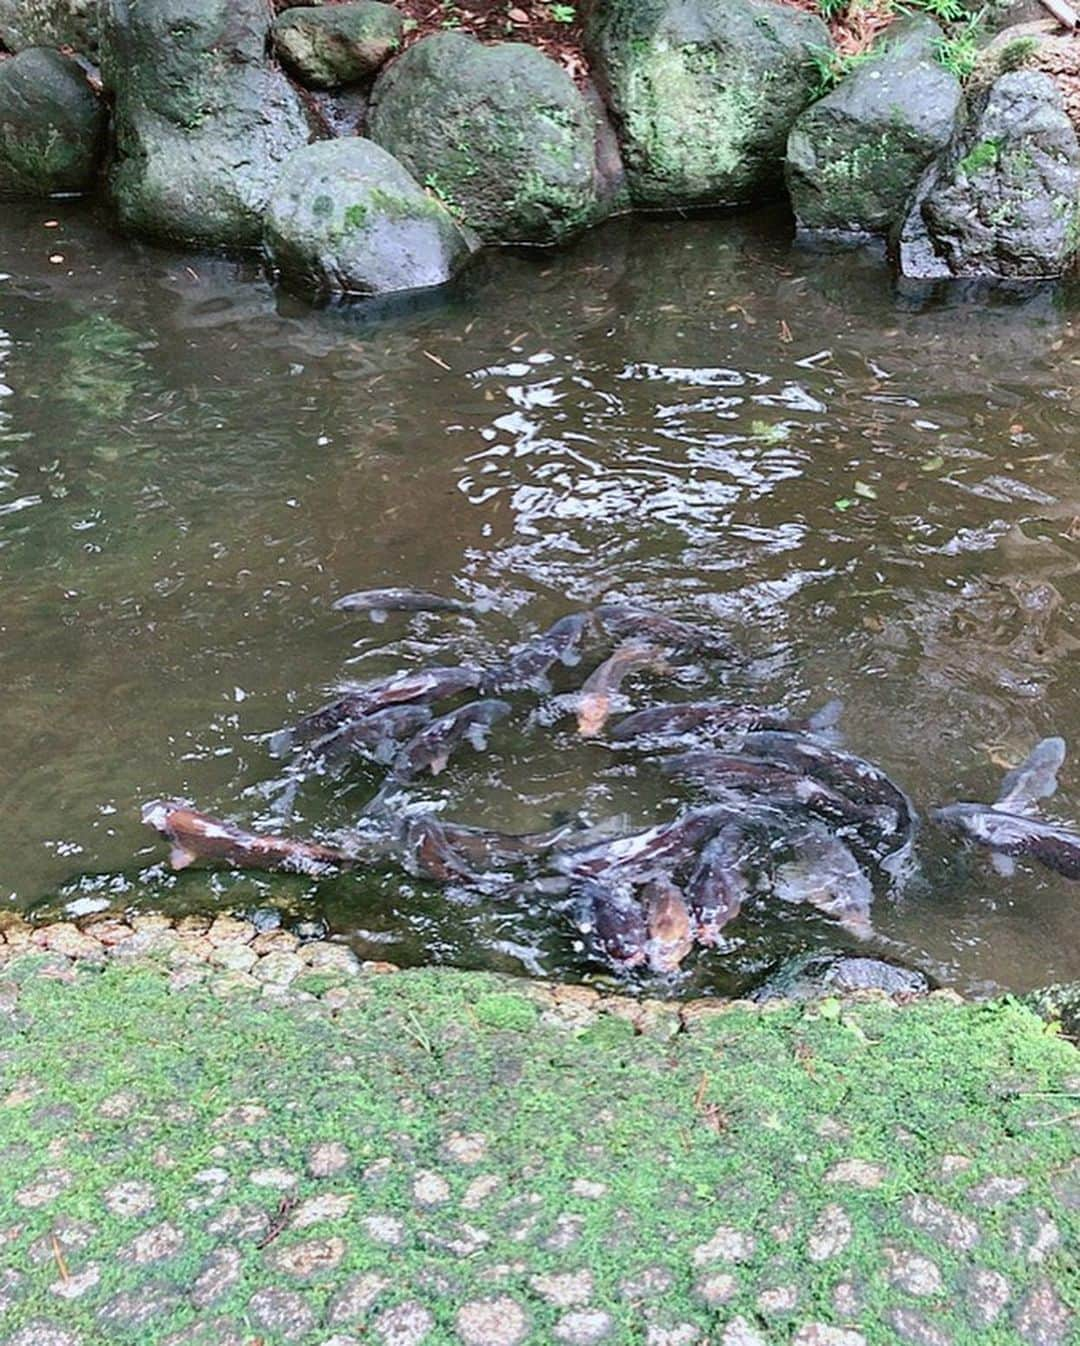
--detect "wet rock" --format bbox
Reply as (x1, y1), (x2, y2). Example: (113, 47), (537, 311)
(787, 15), (961, 237)
(101, 0), (315, 246)
(0, 0), (96, 54)
(272, 2), (403, 89)
(974, 20), (1080, 127)
(1024, 980), (1080, 1036)
(585, 0), (829, 209)
(753, 953), (929, 1001)
(0, 48), (105, 198)
(368, 32), (617, 244)
(456, 1296), (530, 1346)
(897, 71), (1080, 279)
(265, 138), (476, 298)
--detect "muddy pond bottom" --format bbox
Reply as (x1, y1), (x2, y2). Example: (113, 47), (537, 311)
(1, 201), (1078, 999)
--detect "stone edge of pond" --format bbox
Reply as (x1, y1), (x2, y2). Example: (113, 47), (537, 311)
(0, 909), (1053, 1035)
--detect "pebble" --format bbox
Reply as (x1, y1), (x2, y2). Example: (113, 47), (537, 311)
(692, 1225), (755, 1265)
(266, 1236), (345, 1279)
(456, 1296), (530, 1346)
(555, 1309), (614, 1344)
(374, 1301), (435, 1345)
(247, 1286), (317, 1341)
(807, 1204), (852, 1262)
(529, 1270), (593, 1307)
(308, 1140), (351, 1177)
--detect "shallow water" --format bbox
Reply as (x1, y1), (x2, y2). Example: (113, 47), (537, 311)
(2, 200), (1078, 997)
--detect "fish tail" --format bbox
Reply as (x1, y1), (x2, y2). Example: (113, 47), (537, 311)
(809, 698), (844, 733)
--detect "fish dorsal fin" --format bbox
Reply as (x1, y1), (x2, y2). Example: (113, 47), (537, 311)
(995, 737), (1066, 814)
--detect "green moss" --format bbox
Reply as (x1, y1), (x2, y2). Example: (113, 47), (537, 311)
(343, 201), (368, 230)
(0, 964), (1075, 1343)
(997, 35), (1039, 72)
(957, 138), (1001, 177)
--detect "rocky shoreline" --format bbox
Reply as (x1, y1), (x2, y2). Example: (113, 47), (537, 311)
(3, 0), (1080, 295)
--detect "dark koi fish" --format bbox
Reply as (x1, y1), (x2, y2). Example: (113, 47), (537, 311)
(398, 814), (479, 883)
(332, 587), (473, 621)
(594, 604), (733, 658)
(575, 642), (669, 737)
(555, 806), (730, 882)
(393, 699), (511, 780)
(481, 613), (591, 694)
(579, 878), (648, 970)
(299, 704), (433, 773)
(685, 824), (751, 945)
(771, 821), (874, 937)
(610, 698), (842, 745)
(276, 664), (483, 754)
(933, 737), (1080, 880)
(141, 800), (348, 876)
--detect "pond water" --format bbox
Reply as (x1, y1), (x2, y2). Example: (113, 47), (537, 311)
(2, 200), (1078, 998)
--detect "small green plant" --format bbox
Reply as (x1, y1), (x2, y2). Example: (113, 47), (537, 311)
(549, 2), (577, 22)
(806, 43), (875, 98)
(815, 0), (850, 19)
(934, 9), (985, 81)
(914, 0), (966, 20)
(997, 34), (1038, 71)
(957, 137), (1000, 176)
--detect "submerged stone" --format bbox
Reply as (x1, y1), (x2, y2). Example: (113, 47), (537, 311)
(271, 2), (403, 90)
(0, 0), (97, 55)
(752, 952), (930, 1002)
(101, 0), (316, 247)
(0, 48), (105, 198)
(897, 71), (1080, 279)
(368, 32), (618, 244)
(585, 0), (830, 209)
(786, 15), (962, 237)
(264, 138), (477, 296)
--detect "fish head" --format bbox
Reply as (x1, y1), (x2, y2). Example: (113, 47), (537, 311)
(931, 802), (989, 840)
(140, 798), (189, 832)
(576, 692), (610, 738)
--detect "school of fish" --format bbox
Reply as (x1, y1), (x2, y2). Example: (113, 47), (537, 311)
(143, 590), (1079, 977)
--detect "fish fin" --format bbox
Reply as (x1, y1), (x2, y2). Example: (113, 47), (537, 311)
(995, 737), (1066, 814)
(428, 751), (450, 777)
(169, 844), (197, 871)
(808, 698), (844, 733)
(368, 608), (388, 624)
(267, 728), (294, 759)
(990, 852), (1016, 877)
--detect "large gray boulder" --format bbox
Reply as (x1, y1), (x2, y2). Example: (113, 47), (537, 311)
(585, 0), (831, 209)
(897, 71), (1080, 279)
(264, 138), (478, 296)
(270, 2), (403, 89)
(367, 32), (618, 245)
(786, 16), (962, 237)
(0, 0), (98, 56)
(100, 0), (317, 247)
(0, 48), (105, 197)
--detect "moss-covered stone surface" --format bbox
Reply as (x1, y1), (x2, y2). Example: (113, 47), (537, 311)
(0, 947), (1076, 1345)
(367, 32), (617, 245)
(0, 48), (105, 199)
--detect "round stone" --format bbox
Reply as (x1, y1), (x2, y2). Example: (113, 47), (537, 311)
(555, 1309), (613, 1344)
(456, 1296), (530, 1346)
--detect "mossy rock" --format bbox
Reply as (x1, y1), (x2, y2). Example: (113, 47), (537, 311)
(101, 0), (317, 247)
(264, 137), (478, 296)
(1025, 980), (1080, 1037)
(786, 15), (962, 237)
(367, 31), (617, 245)
(0, 0), (98, 57)
(0, 47), (105, 198)
(896, 70), (1080, 279)
(271, 1), (403, 90)
(585, 0), (831, 209)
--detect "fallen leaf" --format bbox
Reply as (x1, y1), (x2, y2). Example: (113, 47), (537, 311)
(779, 319), (793, 343)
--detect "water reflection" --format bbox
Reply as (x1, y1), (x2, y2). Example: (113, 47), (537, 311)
(1, 200), (1078, 996)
